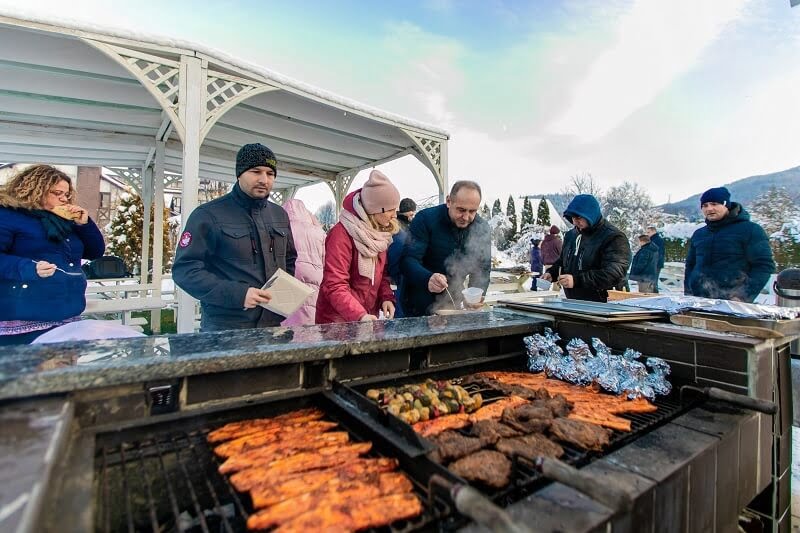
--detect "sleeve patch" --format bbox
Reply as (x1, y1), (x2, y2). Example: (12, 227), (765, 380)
(179, 231), (193, 248)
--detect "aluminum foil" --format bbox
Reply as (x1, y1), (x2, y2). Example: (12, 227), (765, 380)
(613, 295), (800, 320)
(524, 330), (672, 400)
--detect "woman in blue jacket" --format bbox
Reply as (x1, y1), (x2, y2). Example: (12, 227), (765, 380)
(0, 165), (105, 345)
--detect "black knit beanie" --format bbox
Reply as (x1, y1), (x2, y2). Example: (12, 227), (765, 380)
(236, 143), (277, 177)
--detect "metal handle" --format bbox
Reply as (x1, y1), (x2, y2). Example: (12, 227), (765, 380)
(681, 385), (777, 415)
(429, 475), (532, 533)
(536, 457), (633, 513)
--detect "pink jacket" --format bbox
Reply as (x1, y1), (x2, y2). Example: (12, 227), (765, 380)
(315, 190), (395, 324)
(280, 199), (326, 326)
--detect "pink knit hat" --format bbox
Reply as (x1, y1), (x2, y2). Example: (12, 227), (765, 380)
(360, 170), (400, 214)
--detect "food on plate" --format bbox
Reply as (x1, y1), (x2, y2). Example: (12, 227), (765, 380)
(549, 418), (611, 451)
(449, 450), (512, 489)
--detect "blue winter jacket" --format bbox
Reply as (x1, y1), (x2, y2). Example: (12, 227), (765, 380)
(387, 222), (410, 318)
(400, 204), (491, 316)
(629, 242), (659, 284)
(0, 205), (105, 322)
(649, 232), (666, 270)
(684, 203), (775, 302)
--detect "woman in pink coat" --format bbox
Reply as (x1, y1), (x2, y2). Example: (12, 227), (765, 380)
(281, 199), (326, 326)
(316, 170), (400, 323)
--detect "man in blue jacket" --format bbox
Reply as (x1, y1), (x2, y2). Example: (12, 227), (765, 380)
(400, 181), (491, 316)
(387, 198), (416, 318)
(629, 234), (659, 293)
(542, 194), (630, 302)
(646, 225), (665, 292)
(684, 187), (774, 302)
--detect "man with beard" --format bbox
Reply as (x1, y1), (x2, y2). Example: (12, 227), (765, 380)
(541, 194), (630, 302)
(400, 181), (491, 316)
(684, 187), (774, 302)
(173, 143), (297, 331)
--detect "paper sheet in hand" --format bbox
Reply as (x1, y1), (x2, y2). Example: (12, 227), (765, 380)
(258, 269), (314, 317)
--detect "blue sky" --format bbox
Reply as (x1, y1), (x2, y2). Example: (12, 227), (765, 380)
(3, 0), (799, 211)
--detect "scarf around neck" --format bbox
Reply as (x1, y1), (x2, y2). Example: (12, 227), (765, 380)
(338, 193), (393, 284)
(29, 209), (74, 242)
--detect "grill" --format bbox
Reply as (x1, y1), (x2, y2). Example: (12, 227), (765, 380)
(94, 365), (690, 533)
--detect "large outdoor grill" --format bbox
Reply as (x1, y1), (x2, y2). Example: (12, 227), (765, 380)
(0, 308), (794, 533)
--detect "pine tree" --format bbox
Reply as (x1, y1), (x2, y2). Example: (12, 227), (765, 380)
(480, 203), (490, 219)
(492, 199), (502, 217)
(106, 192), (174, 276)
(521, 197), (534, 228)
(536, 198), (551, 226)
(505, 195), (518, 243)
(750, 186), (800, 236)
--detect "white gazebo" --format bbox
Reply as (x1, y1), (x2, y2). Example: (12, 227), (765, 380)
(0, 10), (449, 332)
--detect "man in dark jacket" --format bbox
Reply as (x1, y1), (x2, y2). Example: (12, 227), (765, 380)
(173, 143), (297, 332)
(387, 198), (417, 318)
(400, 181), (491, 316)
(646, 225), (665, 292)
(542, 194), (631, 302)
(684, 187), (774, 302)
(629, 235), (659, 293)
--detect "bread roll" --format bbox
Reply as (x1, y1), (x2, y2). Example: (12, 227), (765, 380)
(51, 205), (81, 221)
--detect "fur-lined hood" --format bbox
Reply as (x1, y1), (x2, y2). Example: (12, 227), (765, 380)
(0, 190), (39, 210)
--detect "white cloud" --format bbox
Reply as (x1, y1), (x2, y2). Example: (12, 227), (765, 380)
(549, 0), (750, 142)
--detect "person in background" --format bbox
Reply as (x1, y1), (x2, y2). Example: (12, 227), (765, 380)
(172, 143), (297, 332)
(316, 170), (400, 323)
(628, 234), (659, 293)
(280, 199), (326, 326)
(400, 180), (491, 316)
(387, 197), (417, 318)
(542, 194), (630, 302)
(0, 165), (105, 345)
(541, 225), (562, 273)
(684, 187), (775, 302)
(529, 238), (543, 290)
(646, 225), (665, 293)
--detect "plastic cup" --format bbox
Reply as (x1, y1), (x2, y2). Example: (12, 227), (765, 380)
(462, 287), (484, 305)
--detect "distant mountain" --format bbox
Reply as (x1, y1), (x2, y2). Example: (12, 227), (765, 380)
(660, 166), (800, 219)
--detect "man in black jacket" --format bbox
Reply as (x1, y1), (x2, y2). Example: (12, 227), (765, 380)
(542, 194), (630, 302)
(173, 143), (297, 332)
(629, 234), (659, 293)
(646, 225), (665, 292)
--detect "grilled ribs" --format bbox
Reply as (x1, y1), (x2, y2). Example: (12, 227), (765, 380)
(218, 431), (350, 474)
(412, 413), (470, 437)
(449, 450), (512, 489)
(495, 433), (564, 461)
(213, 420), (339, 458)
(549, 417), (611, 451)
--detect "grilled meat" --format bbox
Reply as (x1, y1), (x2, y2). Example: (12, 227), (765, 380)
(428, 430), (484, 463)
(549, 418), (611, 451)
(207, 408), (324, 443)
(272, 493), (423, 533)
(218, 431), (351, 474)
(412, 413), (469, 437)
(449, 450), (512, 489)
(213, 420), (338, 458)
(472, 371), (656, 432)
(495, 433), (564, 460)
(249, 457), (399, 508)
(463, 375), (550, 401)
(501, 403), (553, 434)
(467, 396), (529, 423)
(538, 394), (573, 417)
(468, 420), (522, 445)
(247, 472), (413, 528)
(229, 442), (373, 492)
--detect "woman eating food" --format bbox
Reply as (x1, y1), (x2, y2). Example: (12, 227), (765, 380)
(315, 170), (400, 323)
(0, 165), (105, 345)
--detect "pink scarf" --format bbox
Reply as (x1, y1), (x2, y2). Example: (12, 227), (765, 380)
(338, 193), (393, 284)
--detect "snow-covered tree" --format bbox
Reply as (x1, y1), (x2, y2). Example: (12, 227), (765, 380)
(480, 203), (491, 219)
(749, 186), (800, 236)
(603, 181), (657, 245)
(105, 191), (174, 275)
(521, 197), (533, 228)
(314, 201), (337, 232)
(491, 198), (502, 217)
(536, 198), (551, 227)
(504, 195), (518, 246)
(560, 172), (603, 199)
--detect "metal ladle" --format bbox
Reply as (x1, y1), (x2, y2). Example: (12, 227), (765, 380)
(444, 287), (458, 309)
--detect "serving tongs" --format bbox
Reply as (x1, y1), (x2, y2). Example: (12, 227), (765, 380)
(679, 385), (777, 415)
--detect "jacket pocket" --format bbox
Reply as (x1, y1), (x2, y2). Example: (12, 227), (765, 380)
(219, 224), (253, 260)
(269, 226), (289, 260)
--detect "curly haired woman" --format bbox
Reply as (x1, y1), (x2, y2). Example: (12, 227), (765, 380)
(0, 165), (105, 344)
(316, 170), (400, 323)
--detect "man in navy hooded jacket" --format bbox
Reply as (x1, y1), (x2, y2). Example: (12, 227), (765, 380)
(542, 194), (630, 302)
(684, 187), (774, 302)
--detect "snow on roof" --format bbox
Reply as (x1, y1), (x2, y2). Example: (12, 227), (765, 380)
(0, 7), (448, 138)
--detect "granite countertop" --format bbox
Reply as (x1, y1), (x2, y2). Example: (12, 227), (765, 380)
(0, 310), (546, 401)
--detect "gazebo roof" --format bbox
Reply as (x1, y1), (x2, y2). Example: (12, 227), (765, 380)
(0, 9), (449, 194)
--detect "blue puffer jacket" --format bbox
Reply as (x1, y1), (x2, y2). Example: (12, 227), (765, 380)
(0, 204), (105, 321)
(684, 203), (774, 302)
(629, 242), (659, 283)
